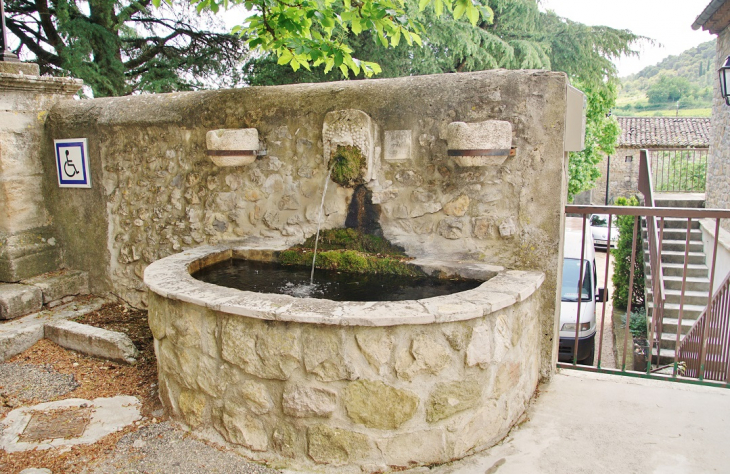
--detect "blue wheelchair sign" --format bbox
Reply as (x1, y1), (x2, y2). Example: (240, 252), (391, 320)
(54, 139), (91, 188)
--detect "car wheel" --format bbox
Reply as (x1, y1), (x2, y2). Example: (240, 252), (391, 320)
(579, 347), (595, 366)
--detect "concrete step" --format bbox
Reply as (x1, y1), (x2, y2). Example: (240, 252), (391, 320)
(658, 217), (701, 230)
(642, 228), (703, 243)
(657, 316), (700, 337)
(660, 302), (706, 319)
(653, 194), (705, 209)
(23, 270), (89, 308)
(658, 331), (694, 350)
(643, 239), (704, 253)
(647, 288), (710, 307)
(651, 346), (677, 366)
(646, 274), (711, 292)
(660, 251), (706, 265)
(657, 263), (710, 279)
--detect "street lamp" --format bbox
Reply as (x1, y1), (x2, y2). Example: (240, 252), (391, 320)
(720, 55), (730, 106)
(0, 0), (20, 62)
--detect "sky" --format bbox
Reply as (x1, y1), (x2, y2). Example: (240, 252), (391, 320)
(541, 0), (716, 77)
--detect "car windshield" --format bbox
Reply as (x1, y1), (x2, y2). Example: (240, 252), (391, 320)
(590, 215), (608, 227)
(561, 258), (592, 302)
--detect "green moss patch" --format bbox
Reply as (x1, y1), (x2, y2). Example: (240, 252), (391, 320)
(279, 249), (425, 277)
(300, 228), (405, 256)
(330, 145), (365, 187)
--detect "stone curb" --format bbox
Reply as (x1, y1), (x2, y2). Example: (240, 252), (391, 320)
(45, 320), (139, 365)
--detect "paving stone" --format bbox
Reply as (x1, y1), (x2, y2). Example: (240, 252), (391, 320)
(0, 283), (42, 320)
(44, 320), (139, 364)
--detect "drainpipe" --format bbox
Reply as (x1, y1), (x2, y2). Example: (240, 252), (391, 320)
(605, 155), (611, 205)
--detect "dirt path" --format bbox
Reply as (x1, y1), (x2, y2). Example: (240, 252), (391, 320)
(595, 249), (616, 369)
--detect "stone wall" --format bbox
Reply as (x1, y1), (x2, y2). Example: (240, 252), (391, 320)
(592, 148), (641, 204)
(0, 65), (82, 281)
(706, 26), (730, 231)
(148, 282), (541, 472)
(44, 70), (570, 378)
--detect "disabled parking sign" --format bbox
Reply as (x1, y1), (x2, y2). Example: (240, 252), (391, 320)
(54, 138), (91, 188)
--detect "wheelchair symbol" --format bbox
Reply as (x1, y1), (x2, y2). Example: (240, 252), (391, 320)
(63, 150), (79, 178)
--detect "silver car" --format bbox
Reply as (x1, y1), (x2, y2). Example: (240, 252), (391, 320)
(590, 214), (619, 249)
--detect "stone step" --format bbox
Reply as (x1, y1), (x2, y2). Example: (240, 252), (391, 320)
(0, 229), (61, 282)
(647, 288), (709, 307)
(651, 346), (677, 366)
(23, 270), (89, 308)
(658, 331), (692, 350)
(642, 228), (703, 243)
(653, 194), (705, 209)
(660, 251), (706, 265)
(657, 217), (701, 230)
(0, 283), (42, 320)
(657, 316), (700, 337)
(659, 302), (706, 319)
(657, 263), (710, 279)
(646, 274), (711, 293)
(643, 239), (704, 253)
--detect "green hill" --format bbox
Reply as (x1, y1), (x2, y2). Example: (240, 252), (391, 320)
(615, 40), (716, 117)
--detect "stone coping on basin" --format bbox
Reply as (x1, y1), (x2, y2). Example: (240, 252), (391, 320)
(143, 243), (545, 327)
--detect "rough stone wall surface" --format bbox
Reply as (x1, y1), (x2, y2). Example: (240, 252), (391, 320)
(707, 27), (730, 231)
(45, 70), (569, 377)
(148, 290), (541, 472)
(592, 148), (642, 204)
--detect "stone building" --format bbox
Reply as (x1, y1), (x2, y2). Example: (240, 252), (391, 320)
(591, 117), (711, 205)
(694, 0), (730, 232)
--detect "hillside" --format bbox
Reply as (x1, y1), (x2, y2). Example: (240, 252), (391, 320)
(615, 40), (716, 117)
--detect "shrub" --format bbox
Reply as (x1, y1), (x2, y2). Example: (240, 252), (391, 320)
(620, 307), (648, 339)
(611, 196), (646, 310)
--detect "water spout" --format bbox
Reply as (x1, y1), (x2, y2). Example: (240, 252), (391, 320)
(311, 167), (332, 284)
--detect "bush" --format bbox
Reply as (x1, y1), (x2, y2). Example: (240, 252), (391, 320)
(620, 307), (648, 339)
(611, 196), (646, 310)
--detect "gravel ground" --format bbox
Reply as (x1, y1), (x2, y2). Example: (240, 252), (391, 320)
(0, 363), (78, 408)
(0, 302), (285, 474)
(82, 422), (281, 474)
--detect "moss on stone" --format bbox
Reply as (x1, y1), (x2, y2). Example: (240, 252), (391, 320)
(330, 145), (365, 188)
(278, 248), (425, 277)
(300, 228), (405, 256)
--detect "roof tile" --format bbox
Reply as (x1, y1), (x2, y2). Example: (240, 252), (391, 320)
(617, 117), (712, 148)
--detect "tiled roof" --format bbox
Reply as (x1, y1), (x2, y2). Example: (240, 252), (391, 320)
(617, 117), (712, 148)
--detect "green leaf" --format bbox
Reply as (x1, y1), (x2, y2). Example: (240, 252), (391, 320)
(453, 0), (466, 20)
(277, 49), (293, 65)
(466, 4), (479, 26)
(391, 28), (401, 47)
(290, 57), (300, 71)
(352, 19), (362, 34)
(418, 0), (430, 11)
(339, 64), (349, 77)
(434, 0), (443, 17)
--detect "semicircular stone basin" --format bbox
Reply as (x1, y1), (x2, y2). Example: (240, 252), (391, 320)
(144, 242), (545, 473)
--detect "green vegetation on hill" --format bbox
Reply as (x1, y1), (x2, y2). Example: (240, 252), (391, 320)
(615, 40), (716, 117)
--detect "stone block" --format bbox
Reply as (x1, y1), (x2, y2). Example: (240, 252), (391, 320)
(302, 328), (353, 381)
(179, 390), (207, 428)
(343, 380), (418, 430)
(23, 270), (89, 304)
(282, 384), (336, 418)
(0, 62), (40, 75)
(355, 329), (393, 374)
(395, 333), (452, 381)
(0, 242), (60, 283)
(0, 324), (44, 361)
(0, 283), (42, 320)
(44, 320), (139, 364)
(307, 424), (372, 465)
(231, 380), (273, 415)
(206, 129), (259, 167)
(446, 120), (513, 167)
(378, 429), (446, 467)
(221, 317), (300, 380)
(0, 176), (49, 234)
(426, 380), (482, 423)
(322, 109), (377, 182)
(221, 401), (268, 451)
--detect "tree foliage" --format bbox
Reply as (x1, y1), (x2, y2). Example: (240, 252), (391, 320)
(612, 196), (645, 310)
(4, 0), (249, 96)
(186, 0), (493, 77)
(241, 0), (642, 199)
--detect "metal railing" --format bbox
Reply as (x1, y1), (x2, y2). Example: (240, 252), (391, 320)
(678, 266), (730, 382)
(649, 148), (707, 193)
(560, 150), (730, 387)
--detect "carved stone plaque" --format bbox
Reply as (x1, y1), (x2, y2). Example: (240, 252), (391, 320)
(384, 130), (412, 162)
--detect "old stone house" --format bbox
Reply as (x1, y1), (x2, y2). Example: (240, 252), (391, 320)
(694, 0), (730, 232)
(591, 117), (711, 205)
